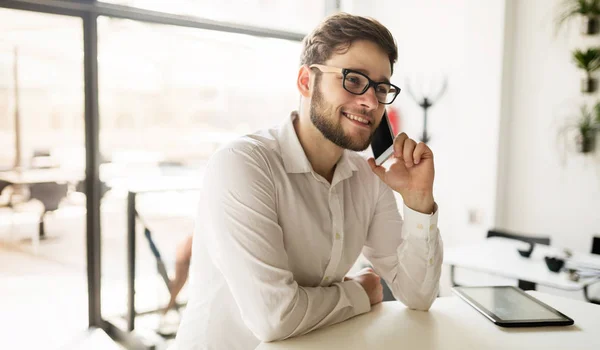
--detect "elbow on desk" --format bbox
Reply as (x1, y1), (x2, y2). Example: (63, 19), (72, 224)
(243, 286), (308, 342)
(244, 305), (299, 342)
(400, 288), (438, 311)
(248, 322), (293, 343)
(404, 298), (434, 311)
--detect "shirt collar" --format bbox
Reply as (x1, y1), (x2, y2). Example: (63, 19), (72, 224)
(278, 111), (358, 179)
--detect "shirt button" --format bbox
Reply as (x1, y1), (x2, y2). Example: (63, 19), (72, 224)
(430, 224), (436, 231)
(324, 276), (330, 281)
(429, 258), (434, 265)
(335, 232), (341, 240)
(417, 224), (423, 230)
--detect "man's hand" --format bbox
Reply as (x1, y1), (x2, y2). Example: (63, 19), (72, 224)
(368, 132), (435, 214)
(349, 267), (383, 306)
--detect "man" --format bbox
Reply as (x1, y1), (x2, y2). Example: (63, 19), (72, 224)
(175, 13), (443, 350)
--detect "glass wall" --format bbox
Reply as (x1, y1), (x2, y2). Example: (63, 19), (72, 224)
(0, 0), (319, 346)
(0, 8), (88, 349)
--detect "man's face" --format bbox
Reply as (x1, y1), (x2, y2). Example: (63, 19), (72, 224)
(309, 40), (391, 152)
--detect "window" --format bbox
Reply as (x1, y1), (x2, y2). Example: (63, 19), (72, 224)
(97, 16), (303, 320)
(98, 17), (301, 167)
(0, 8), (87, 349)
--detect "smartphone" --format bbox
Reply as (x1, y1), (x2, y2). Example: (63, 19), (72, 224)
(371, 110), (395, 166)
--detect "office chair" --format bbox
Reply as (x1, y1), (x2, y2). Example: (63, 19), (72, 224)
(75, 178), (110, 200)
(450, 228), (551, 290)
(28, 182), (69, 238)
(487, 229), (551, 246)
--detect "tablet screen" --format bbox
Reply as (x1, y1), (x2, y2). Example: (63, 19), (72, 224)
(453, 286), (574, 327)
(460, 286), (562, 321)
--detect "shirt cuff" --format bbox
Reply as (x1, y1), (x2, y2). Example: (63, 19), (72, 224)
(343, 280), (371, 315)
(402, 203), (439, 240)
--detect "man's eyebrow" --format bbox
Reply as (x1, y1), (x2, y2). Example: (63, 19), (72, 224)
(348, 67), (391, 84)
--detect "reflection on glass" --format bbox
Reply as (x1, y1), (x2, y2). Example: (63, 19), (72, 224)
(467, 287), (561, 320)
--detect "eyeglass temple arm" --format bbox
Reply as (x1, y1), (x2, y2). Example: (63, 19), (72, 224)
(309, 64), (340, 74)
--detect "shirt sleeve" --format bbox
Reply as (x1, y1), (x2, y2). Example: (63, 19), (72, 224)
(200, 142), (371, 342)
(361, 179), (443, 311)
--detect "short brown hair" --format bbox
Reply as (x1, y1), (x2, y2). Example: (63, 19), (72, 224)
(300, 13), (398, 74)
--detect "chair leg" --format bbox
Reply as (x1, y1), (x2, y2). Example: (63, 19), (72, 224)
(450, 265), (461, 287)
(39, 214), (46, 238)
(33, 212), (48, 255)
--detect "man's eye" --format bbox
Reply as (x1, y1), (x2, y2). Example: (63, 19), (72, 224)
(376, 86), (390, 94)
(346, 76), (361, 85)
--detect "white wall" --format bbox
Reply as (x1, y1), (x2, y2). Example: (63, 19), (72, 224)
(497, 0), (600, 253)
(343, 0), (508, 247)
(343, 0), (600, 254)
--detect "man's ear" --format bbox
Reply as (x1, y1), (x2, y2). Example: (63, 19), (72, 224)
(297, 65), (312, 98)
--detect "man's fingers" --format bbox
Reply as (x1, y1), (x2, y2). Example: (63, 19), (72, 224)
(393, 132), (409, 159)
(368, 158), (385, 179)
(403, 139), (417, 168)
(412, 142), (431, 164)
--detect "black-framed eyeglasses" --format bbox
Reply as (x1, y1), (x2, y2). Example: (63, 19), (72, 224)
(309, 64), (401, 105)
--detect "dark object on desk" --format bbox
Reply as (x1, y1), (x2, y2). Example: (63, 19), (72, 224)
(451, 229), (551, 291)
(453, 286), (574, 327)
(29, 182), (69, 237)
(583, 235), (600, 305)
(544, 256), (565, 273)
(592, 236), (600, 256)
(517, 242), (535, 258)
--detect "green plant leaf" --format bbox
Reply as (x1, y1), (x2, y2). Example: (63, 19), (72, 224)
(594, 101), (600, 122)
(556, 0), (600, 33)
(572, 48), (600, 72)
(578, 105), (593, 133)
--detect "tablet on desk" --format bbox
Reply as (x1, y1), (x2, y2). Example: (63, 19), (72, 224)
(452, 286), (574, 327)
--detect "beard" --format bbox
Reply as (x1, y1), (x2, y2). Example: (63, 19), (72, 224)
(309, 79), (375, 152)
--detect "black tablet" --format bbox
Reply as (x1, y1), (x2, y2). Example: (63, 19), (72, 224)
(452, 286), (574, 327)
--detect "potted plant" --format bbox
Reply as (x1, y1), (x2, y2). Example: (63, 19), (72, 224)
(556, 0), (600, 35)
(572, 48), (600, 93)
(575, 105), (596, 153)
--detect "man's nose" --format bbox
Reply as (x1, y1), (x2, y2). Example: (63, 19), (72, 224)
(355, 86), (379, 110)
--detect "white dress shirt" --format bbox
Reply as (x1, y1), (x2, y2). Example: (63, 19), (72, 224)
(174, 112), (443, 350)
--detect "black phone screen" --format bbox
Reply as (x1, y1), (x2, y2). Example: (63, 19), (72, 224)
(370, 111), (394, 159)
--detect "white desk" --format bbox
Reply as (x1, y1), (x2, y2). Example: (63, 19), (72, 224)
(256, 292), (600, 350)
(444, 238), (600, 291)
